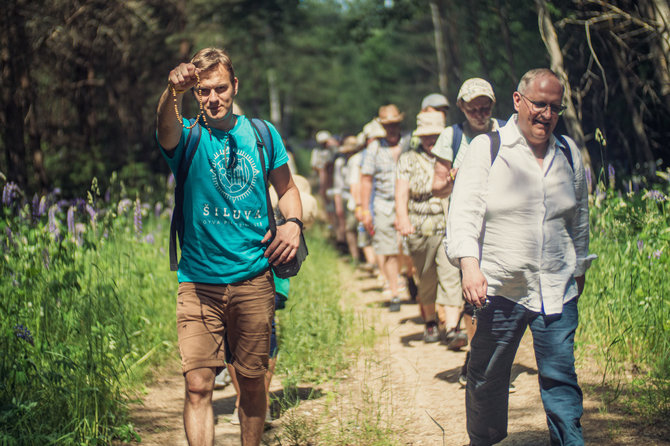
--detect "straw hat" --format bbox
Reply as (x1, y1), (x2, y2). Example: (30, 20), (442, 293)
(339, 136), (360, 154)
(362, 118), (386, 140)
(457, 78), (496, 103)
(415, 111), (446, 136)
(377, 104), (404, 124)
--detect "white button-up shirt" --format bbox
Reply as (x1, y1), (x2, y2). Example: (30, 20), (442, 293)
(446, 115), (594, 315)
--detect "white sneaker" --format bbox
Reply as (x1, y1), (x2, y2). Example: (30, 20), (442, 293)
(230, 407), (240, 425)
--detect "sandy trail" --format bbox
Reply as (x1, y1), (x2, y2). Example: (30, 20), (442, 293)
(129, 263), (668, 445)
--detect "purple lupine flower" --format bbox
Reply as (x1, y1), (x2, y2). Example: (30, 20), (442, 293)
(52, 187), (61, 196)
(75, 223), (86, 246)
(13, 324), (34, 346)
(637, 240), (644, 253)
(167, 174), (175, 189)
(134, 198), (142, 236)
(653, 250), (662, 259)
(5, 226), (14, 246)
(155, 202), (163, 218)
(48, 205), (60, 238)
(643, 190), (667, 202)
(32, 194), (40, 220)
(144, 233), (155, 244)
(85, 204), (97, 225)
(38, 196), (47, 216)
(117, 198), (132, 214)
(608, 164), (615, 188)
(67, 206), (75, 234)
(2, 182), (19, 206)
(105, 188), (111, 202)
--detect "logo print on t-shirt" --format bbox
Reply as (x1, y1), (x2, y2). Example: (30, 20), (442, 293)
(210, 149), (259, 202)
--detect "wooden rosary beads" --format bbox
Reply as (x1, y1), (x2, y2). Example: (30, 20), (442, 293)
(169, 72), (210, 132)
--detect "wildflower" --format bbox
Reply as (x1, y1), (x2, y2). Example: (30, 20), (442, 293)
(643, 190), (667, 202)
(144, 233), (155, 244)
(32, 194), (40, 220)
(67, 206), (75, 234)
(14, 324), (34, 346)
(75, 223), (86, 245)
(608, 164), (615, 189)
(38, 196), (47, 216)
(134, 197), (143, 236)
(155, 202), (163, 218)
(653, 250), (662, 259)
(637, 240), (644, 253)
(2, 182), (20, 206)
(117, 198), (132, 214)
(585, 168), (593, 193)
(48, 205), (60, 238)
(85, 204), (97, 226)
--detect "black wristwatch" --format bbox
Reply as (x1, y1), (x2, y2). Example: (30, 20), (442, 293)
(284, 217), (304, 230)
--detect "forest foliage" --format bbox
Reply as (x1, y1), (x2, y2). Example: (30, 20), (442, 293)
(2, 0), (669, 198)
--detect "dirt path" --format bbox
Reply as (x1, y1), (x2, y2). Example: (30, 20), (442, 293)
(129, 262), (669, 445)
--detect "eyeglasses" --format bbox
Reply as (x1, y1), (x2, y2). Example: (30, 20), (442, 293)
(519, 93), (566, 116)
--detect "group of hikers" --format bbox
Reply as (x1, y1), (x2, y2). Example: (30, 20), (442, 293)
(156, 46), (594, 446)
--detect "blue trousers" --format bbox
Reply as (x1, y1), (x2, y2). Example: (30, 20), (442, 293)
(466, 296), (583, 446)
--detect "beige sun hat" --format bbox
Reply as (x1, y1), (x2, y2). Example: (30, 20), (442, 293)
(421, 93), (450, 111)
(339, 135), (361, 154)
(457, 78), (496, 103)
(362, 118), (386, 140)
(377, 104), (405, 124)
(414, 111), (446, 136)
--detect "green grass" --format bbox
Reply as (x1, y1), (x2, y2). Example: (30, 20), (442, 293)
(576, 174), (669, 420)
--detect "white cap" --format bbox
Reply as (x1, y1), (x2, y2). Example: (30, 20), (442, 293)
(457, 78), (496, 103)
(421, 93), (450, 110)
(315, 130), (331, 144)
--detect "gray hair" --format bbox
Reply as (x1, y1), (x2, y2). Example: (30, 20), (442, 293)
(517, 68), (563, 95)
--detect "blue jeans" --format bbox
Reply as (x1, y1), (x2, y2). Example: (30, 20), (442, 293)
(466, 296), (583, 446)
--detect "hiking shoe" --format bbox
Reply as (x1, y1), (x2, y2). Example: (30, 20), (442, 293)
(508, 383), (517, 393)
(447, 332), (468, 351)
(389, 296), (401, 312)
(230, 407), (240, 425)
(424, 324), (440, 343)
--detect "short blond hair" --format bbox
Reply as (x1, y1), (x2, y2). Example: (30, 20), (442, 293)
(190, 47), (235, 82)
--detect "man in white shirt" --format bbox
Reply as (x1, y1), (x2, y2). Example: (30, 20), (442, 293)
(446, 68), (595, 446)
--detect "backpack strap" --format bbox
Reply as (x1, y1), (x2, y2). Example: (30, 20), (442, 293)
(451, 123), (463, 161)
(488, 131), (501, 165)
(169, 122), (202, 271)
(495, 118), (506, 128)
(249, 118), (278, 237)
(555, 135), (574, 171)
(250, 118), (275, 171)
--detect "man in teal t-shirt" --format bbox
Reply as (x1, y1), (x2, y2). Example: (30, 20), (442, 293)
(156, 47), (303, 446)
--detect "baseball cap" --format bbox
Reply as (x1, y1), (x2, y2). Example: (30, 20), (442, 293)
(315, 130), (331, 144)
(457, 78), (496, 103)
(421, 93), (450, 110)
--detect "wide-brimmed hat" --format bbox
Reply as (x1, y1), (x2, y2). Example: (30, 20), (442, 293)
(457, 78), (496, 103)
(339, 135), (360, 154)
(315, 130), (331, 144)
(414, 111), (446, 136)
(377, 104), (405, 124)
(362, 118), (386, 140)
(421, 93), (450, 111)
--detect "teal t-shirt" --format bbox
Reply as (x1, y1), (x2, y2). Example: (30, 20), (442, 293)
(160, 115), (288, 284)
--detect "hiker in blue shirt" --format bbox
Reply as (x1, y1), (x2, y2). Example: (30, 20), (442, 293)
(156, 47), (303, 446)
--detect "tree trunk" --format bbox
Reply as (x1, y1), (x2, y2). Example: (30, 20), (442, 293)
(429, 1), (449, 95)
(650, 0), (670, 108)
(469, 0), (491, 80)
(268, 69), (282, 127)
(535, 0), (593, 171)
(0, 0), (30, 189)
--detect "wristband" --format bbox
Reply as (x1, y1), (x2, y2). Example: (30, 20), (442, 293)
(285, 217), (304, 230)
